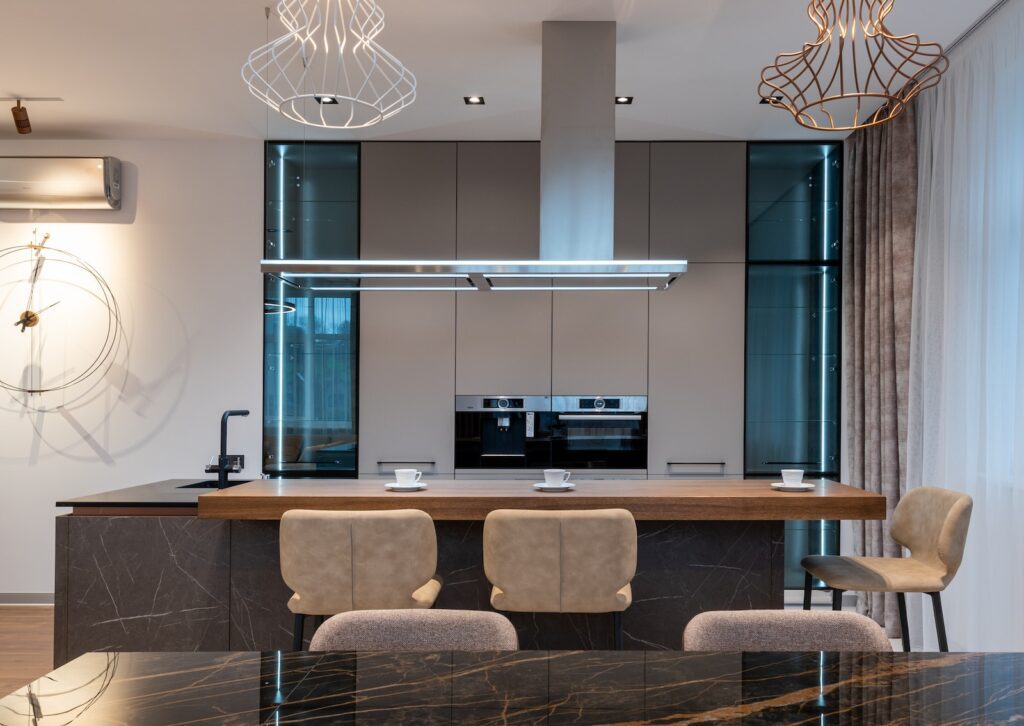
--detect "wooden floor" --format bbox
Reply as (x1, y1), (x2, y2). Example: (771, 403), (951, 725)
(0, 606), (54, 696)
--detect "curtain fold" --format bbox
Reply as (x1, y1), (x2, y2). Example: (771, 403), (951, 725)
(843, 105), (918, 636)
(908, 0), (1024, 652)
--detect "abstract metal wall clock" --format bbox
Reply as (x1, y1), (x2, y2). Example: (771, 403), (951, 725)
(758, 0), (948, 131)
(242, 0), (417, 129)
(0, 231), (122, 399)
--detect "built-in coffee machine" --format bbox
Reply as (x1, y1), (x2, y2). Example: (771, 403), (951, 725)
(454, 396), (553, 470)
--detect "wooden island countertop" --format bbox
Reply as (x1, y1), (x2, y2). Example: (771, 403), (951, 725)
(197, 478), (885, 521)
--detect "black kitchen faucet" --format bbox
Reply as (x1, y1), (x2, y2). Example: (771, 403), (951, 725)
(213, 409), (249, 489)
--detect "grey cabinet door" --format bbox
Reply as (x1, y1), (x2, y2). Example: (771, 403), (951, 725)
(359, 142), (457, 475)
(361, 142), (457, 258)
(650, 142), (746, 262)
(456, 291), (552, 394)
(552, 291), (649, 395)
(615, 142), (650, 260)
(456, 142), (539, 259)
(648, 263), (745, 477)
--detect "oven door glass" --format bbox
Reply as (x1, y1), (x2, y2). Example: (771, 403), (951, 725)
(548, 413), (647, 469)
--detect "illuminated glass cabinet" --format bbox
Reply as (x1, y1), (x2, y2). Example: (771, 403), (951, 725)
(263, 143), (359, 477)
(746, 143), (842, 588)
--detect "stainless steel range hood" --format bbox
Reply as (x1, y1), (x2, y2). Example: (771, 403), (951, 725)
(263, 21), (687, 292)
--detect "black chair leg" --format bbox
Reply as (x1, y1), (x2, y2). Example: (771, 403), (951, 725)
(803, 571), (813, 611)
(896, 593), (911, 652)
(292, 613), (305, 652)
(832, 588), (844, 611)
(612, 612), (623, 650)
(930, 592), (949, 653)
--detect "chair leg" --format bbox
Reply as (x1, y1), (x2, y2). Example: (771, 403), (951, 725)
(832, 588), (844, 611)
(803, 571), (813, 611)
(612, 612), (623, 651)
(930, 592), (949, 653)
(292, 613), (305, 652)
(896, 593), (911, 653)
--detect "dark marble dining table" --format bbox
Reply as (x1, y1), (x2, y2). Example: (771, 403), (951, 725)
(2, 649), (1022, 725)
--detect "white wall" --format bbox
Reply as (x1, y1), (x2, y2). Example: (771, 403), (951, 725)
(0, 140), (263, 596)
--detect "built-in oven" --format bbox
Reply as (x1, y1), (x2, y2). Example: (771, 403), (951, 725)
(547, 396), (648, 471)
(455, 396), (553, 470)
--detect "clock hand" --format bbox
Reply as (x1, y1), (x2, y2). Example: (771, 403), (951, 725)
(24, 253), (45, 311)
(13, 301), (59, 333)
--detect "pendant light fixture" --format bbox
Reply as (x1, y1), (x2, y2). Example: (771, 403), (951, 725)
(758, 0), (948, 131)
(242, 0), (416, 129)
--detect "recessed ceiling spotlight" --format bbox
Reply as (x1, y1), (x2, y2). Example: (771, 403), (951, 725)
(464, 95), (485, 105)
(314, 95), (339, 105)
(759, 95), (784, 105)
(615, 96), (634, 105)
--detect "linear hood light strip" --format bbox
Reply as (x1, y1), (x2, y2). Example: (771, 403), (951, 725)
(310, 286), (477, 292)
(284, 273), (470, 279)
(485, 273), (672, 279)
(493, 285), (659, 292)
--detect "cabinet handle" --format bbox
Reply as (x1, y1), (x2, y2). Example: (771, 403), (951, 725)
(480, 453), (527, 458)
(558, 414), (643, 421)
(668, 461), (726, 467)
(377, 460), (437, 466)
(763, 461), (817, 466)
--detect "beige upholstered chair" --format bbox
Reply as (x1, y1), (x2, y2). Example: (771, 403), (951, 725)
(280, 509), (442, 650)
(309, 609), (519, 652)
(802, 486), (973, 652)
(683, 610), (891, 652)
(483, 508), (637, 648)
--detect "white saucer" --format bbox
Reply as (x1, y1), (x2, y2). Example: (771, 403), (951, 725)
(534, 483), (575, 492)
(771, 482), (815, 492)
(385, 482), (428, 492)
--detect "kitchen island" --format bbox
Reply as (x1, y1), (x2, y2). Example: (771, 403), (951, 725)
(54, 478), (883, 665)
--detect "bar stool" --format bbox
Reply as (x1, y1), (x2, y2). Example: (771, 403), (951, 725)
(310, 609), (519, 652)
(801, 486), (973, 652)
(483, 508), (637, 649)
(683, 610), (892, 652)
(280, 509), (442, 650)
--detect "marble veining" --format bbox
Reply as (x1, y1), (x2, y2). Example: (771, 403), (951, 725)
(4, 650), (1023, 725)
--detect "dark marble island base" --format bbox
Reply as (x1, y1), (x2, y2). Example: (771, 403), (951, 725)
(54, 515), (783, 665)
(8, 650), (1024, 724)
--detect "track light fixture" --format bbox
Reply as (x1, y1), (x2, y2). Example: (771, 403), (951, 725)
(11, 100), (30, 134)
(0, 97), (63, 135)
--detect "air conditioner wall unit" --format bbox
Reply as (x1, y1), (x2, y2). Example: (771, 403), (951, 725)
(0, 156), (121, 210)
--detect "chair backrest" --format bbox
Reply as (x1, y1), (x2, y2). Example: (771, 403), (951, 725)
(483, 508), (637, 613)
(280, 509), (437, 614)
(309, 609), (519, 652)
(892, 487), (973, 585)
(683, 610), (891, 652)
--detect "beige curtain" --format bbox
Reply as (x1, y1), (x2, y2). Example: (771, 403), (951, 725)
(843, 105), (917, 635)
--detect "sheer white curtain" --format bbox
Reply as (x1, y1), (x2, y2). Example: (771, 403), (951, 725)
(909, 0), (1024, 651)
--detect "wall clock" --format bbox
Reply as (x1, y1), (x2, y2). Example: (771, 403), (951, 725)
(0, 231), (122, 405)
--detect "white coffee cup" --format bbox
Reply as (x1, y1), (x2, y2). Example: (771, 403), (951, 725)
(544, 469), (572, 486)
(781, 469), (805, 485)
(395, 469), (422, 485)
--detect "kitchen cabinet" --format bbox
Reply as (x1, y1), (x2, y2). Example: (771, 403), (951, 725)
(456, 142), (540, 259)
(456, 291), (552, 394)
(359, 142), (457, 475)
(551, 291), (649, 395)
(650, 142), (746, 262)
(615, 142), (650, 260)
(647, 263), (745, 477)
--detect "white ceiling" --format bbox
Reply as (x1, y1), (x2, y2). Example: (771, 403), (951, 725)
(0, 0), (994, 142)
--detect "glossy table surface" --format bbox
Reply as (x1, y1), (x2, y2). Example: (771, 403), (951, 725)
(3, 650), (1021, 724)
(198, 478), (886, 521)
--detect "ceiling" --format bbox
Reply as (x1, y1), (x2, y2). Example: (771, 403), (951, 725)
(0, 0), (994, 142)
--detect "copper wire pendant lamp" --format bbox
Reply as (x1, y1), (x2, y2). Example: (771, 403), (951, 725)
(758, 0), (948, 131)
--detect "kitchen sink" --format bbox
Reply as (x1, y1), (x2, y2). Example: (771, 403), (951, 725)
(177, 480), (251, 489)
